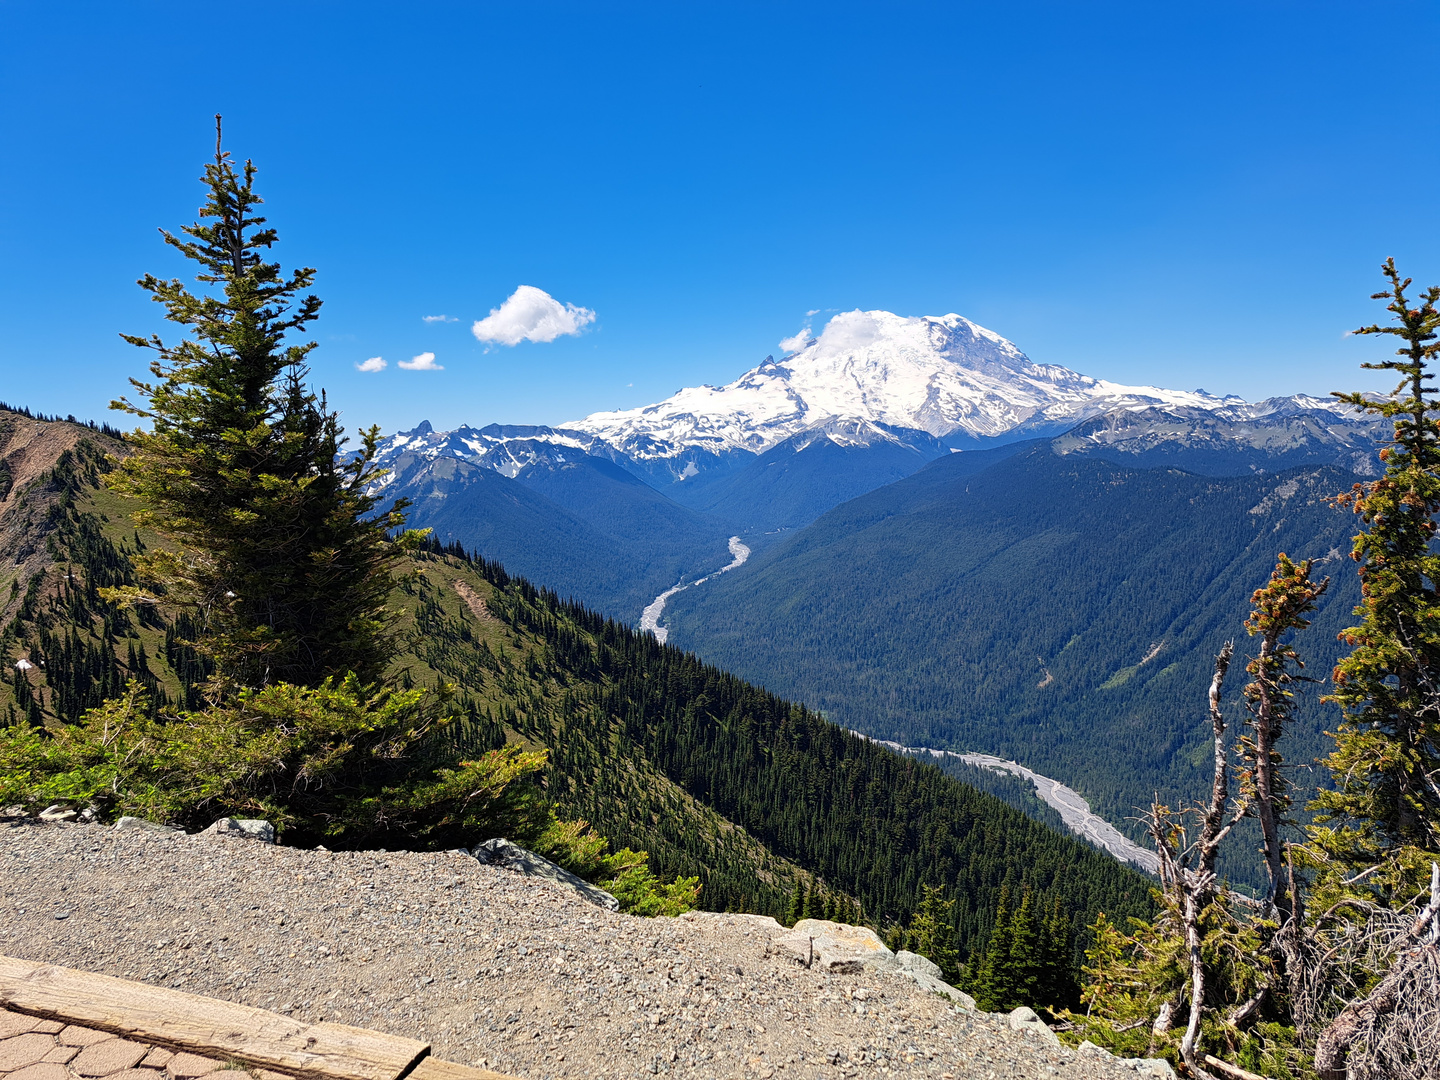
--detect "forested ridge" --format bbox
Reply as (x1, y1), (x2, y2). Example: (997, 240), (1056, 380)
(667, 446), (1367, 871)
(0, 404), (1153, 968)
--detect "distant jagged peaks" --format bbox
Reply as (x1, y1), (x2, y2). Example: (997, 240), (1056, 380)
(374, 309), (1364, 474)
(564, 309), (1308, 460)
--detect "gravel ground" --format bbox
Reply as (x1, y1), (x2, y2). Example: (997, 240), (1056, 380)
(0, 820), (1161, 1080)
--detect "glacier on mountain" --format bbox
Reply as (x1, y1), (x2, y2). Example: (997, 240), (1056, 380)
(369, 308), (1361, 479)
(564, 309), (1346, 461)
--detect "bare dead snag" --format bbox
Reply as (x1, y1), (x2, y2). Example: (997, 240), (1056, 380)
(1148, 642), (1247, 1079)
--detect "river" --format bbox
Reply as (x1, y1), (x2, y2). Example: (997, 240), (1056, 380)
(858, 737), (1160, 874)
(639, 535), (751, 645)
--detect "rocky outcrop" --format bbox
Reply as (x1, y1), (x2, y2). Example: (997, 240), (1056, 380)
(1008, 1005), (1060, 1047)
(468, 838), (619, 911)
(770, 918), (978, 1007)
(200, 818), (276, 843)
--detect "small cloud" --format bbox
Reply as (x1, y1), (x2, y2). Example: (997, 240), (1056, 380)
(399, 351), (443, 371)
(472, 285), (596, 346)
(779, 327), (813, 354)
(355, 356), (387, 372)
(814, 310), (880, 355)
(806, 309), (820, 317)
(422, 314), (458, 323)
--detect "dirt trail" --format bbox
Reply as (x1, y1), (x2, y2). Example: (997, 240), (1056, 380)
(1, 820), (1165, 1080)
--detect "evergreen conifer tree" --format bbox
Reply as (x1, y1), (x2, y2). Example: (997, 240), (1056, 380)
(905, 884), (960, 981)
(1316, 258), (1440, 872)
(107, 118), (416, 690)
(805, 885), (826, 921)
(788, 879), (806, 927)
(1005, 887), (1042, 1008)
(972, 883), (1016, 1011)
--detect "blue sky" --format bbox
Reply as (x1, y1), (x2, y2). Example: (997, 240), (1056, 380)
(3, 1), (1437, 436)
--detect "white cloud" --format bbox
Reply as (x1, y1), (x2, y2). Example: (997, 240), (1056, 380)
(399, 351), (443, 371)
(814, 310), (881, 355)
(472, 285), (596, 346)
(422, 314), (457, 323)
(806, 309), (820, 317)
(355, 356), (387, 372)
(779, 327), (813, 354)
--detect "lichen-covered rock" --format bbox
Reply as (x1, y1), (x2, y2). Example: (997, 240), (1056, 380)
(1118, 1057), (1177, 1078)
(469, 837), (619, 911)
(200, 817), (275, 843)
(772, 919), (899, 975)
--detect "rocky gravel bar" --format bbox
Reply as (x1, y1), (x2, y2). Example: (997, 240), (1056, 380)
(1, 820), (1169, 1080)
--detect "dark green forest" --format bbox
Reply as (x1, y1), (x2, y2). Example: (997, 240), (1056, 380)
(0, 408), (1153, 970)
(666, 447), (1368, 881)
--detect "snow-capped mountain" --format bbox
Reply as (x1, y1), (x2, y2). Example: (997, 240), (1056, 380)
(370, 309), (1369, 491)
(564, 310), (1349, 461)
(368, 421), (604, 488)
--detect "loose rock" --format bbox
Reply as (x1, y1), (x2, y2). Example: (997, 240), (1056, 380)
(469, 837), (618, 911)
(199, 818), (275, 844)
(2, 819), (1173, 1079)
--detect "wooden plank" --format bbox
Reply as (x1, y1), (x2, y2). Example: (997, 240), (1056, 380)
(406, 1056), (522, 1080)
(0, 955), (428, 1080)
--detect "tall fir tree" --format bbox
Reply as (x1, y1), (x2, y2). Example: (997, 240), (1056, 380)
(787, 879), (807, 927)
(1316, 258), (1440, 874)
(905, 884), (960, 981)
(108, 118), (417, 690)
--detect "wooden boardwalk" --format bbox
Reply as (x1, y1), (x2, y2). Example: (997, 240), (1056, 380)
(0, 958), (516, 1080)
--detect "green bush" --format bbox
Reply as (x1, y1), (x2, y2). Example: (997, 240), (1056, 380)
(0, 678), (551, 848)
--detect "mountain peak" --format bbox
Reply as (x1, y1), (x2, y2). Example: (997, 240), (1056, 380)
(565, 308), (1283, 460)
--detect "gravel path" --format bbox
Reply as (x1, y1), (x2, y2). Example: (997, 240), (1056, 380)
(1, 820), (1159, 1080)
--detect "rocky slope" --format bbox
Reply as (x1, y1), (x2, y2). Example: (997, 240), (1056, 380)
(0, 818), (1174, 1080)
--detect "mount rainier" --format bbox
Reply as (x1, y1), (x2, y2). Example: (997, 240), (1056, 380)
(373, 307), (1360, 485)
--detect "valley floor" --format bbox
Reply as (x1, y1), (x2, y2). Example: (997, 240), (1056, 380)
(1, 821), (1162, 1080)
(860, 739), (1160, 874)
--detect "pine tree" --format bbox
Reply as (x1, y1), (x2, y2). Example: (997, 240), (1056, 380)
(107, 118), (417, 690)
(788, 879), (806, 927)
(805, 885), (826, 921)
(1005, 887), (1042, 1008)
(1316, 258), (1440, 871)
(1037, 895), (1078, 1013)
(971, 883), (1016, 1011)
(905, 884), (960, 981)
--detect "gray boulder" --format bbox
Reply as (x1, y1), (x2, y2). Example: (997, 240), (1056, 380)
(772, 918), (898, 975)
(201, 817), (276, 843)
(471, 838), (619, 911)
(1008, 1006), (1061, 1048)
(38, 804), (77, 822)
(1118, 1059), (1178, 1079)
(769, 921), (975, 1005)
(1077, 1040), (1176, 1077)
(894, 950), (977, 1008)
(114, 816), (181, 835)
